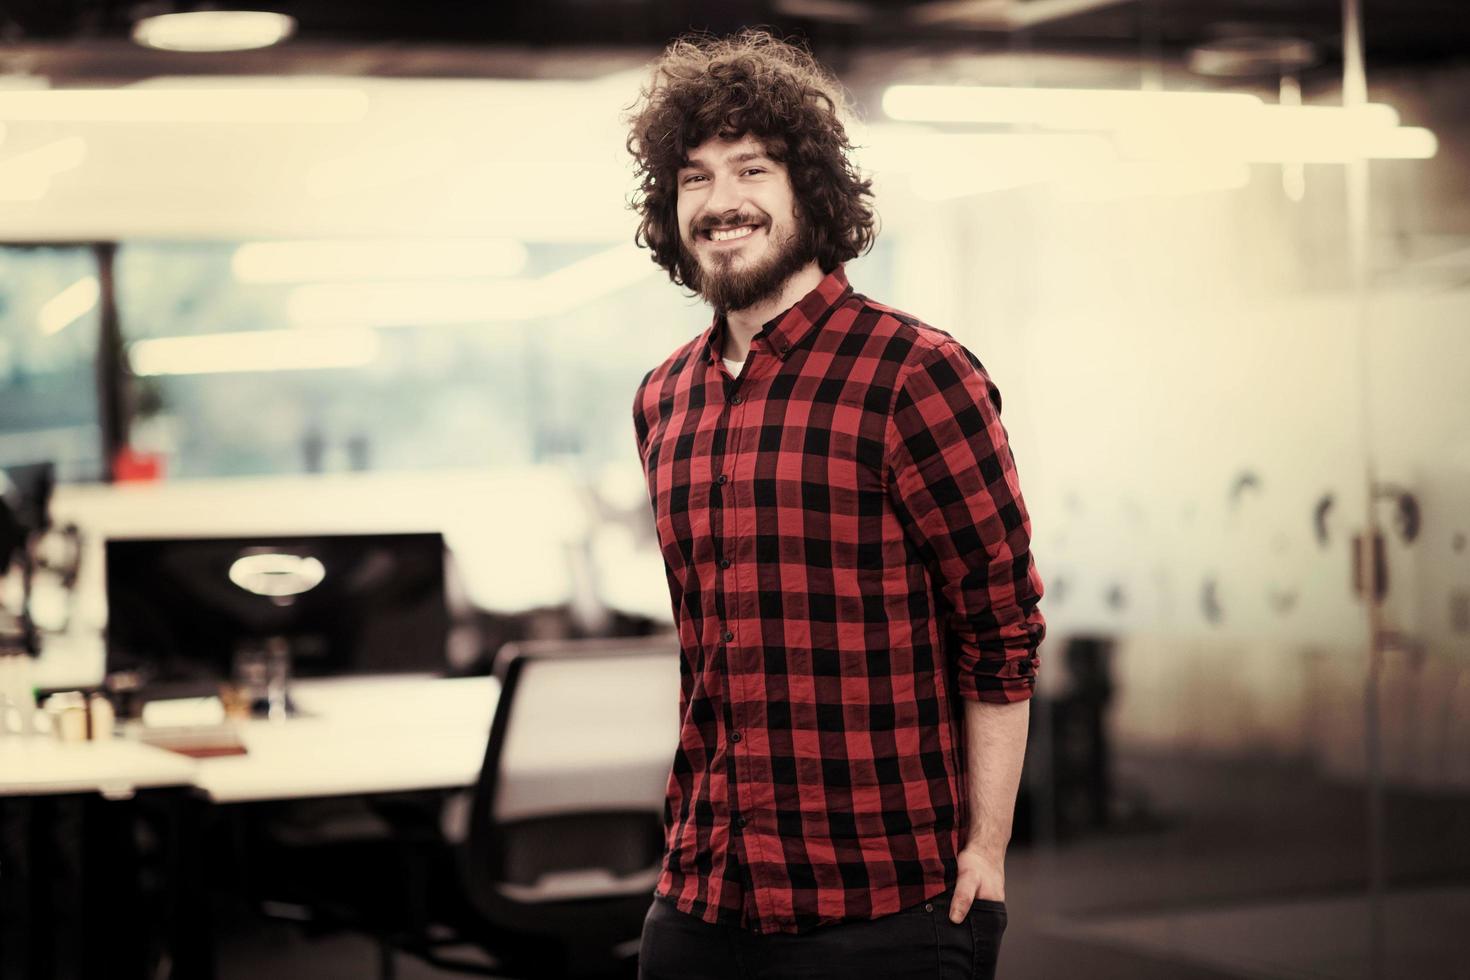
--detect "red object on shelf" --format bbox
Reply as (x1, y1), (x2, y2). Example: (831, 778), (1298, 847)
(113, 446), (165, 482)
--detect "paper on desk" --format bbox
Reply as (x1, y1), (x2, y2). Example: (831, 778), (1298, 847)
(142, 696), (226, 728)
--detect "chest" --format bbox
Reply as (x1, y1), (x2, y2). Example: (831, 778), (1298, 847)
(641, 367), (893, 538)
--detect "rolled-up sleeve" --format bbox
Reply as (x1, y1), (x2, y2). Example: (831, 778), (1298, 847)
(885, 340), (1046, 703)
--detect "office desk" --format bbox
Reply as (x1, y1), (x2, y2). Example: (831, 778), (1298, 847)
(192, 674), (498, 803)
(2, 672), (673, 811)
(1, 675), (507, 980)
(0, 737), (198, 798)
(0, 741), (200, 980)
(2, 671), (675, 979)
(0, 675), (497, 804)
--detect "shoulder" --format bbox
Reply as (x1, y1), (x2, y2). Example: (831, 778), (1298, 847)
(632, 332), (709, 452)
(634, 333), (704, 410)
(844, 293), (989, 392)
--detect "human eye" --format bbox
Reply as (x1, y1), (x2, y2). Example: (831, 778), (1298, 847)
(680, 173), (707, 186)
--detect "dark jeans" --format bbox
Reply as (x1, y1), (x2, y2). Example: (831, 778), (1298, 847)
(638, 887), (1007, 980)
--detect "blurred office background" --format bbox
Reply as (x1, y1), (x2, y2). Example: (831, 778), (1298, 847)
(1, 1), (1468, 978)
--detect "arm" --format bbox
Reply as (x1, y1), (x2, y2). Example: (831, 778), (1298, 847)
(952, 697), (1029, 917)
(883, 340), (1045, 922)
(634, 368), (685, 625)
(885, 341), (1046, 704)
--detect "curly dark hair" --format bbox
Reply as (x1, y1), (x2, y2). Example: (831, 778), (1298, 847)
(625, 30), (877, 289)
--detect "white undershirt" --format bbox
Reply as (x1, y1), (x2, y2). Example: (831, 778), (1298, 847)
(724, 357), (745, 377)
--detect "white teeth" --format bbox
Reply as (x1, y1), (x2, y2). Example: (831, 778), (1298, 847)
(710, 226), (755, 242)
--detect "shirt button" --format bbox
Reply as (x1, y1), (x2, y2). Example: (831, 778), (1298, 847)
(730, 730), (742, 743)
(719, 558), (731, 569)
(731, 395), (743, 405)
(716, 474), (728, 486)
(736, 815), (747, 828)
(924, 902), (934, 913)
(722, 630), (734, 643)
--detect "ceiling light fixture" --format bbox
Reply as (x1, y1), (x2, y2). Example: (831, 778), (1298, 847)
(0, 136), (88, 202)
(882, 85), (1265, 130)
(132, 10), (297, 53)
(0, 88), (368, 124)
(882, 85), (1436, 163)
(284, 243), (652, 327)
(128, 327), (380, 375)
(232, 239), (528, 283)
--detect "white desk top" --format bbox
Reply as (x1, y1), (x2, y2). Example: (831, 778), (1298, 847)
(0, 671), (676, 814)
(0, 737), (198, 799)
(193, 674), (499, 804)
(0, 675), (498, 803)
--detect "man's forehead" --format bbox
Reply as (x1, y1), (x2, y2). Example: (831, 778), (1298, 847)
(681, 134), (774, 168)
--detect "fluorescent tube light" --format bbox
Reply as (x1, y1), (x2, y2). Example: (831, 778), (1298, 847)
(132, 11), (296, 53)
(232, 239), (528, 283)
(1113, 101), (1430, 162)
(0, 137), (87, 201)
(880, 86), (1435, 164)
(286, 281), (545, 326)
(858, 127), (1111, 172)
(305, 136), (462, 198)
(882, 84), (1265, 130)
(285, 243), (653, 327)
(38, 276), (100, 336)
(1372, 127), (1438, 159)
(129, 328), (380, 376)
(851, 124), (1115, 200)
(0, 88), (368, 124)
(1118, 121), (1437, 162)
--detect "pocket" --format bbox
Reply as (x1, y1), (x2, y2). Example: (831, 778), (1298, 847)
(967, 901), (1007, 980)
(895, 887), (951, 916)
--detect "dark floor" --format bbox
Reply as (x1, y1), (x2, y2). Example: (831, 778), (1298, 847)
(216, 750), (1470, 979)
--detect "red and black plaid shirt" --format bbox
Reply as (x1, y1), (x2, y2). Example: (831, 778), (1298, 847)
(632, 265), (1045, 935)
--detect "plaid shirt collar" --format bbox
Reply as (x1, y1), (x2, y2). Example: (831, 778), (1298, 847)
(700, 265), (854, 366)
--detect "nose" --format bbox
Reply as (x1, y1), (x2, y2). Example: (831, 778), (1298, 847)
(704, 174), (743, 219)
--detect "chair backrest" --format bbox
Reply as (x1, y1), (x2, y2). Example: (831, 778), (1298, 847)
(459, 634), (680, 949)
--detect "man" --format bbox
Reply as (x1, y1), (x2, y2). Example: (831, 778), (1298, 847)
(627, 30), (1045, 980)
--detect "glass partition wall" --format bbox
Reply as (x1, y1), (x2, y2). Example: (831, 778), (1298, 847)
(860, 15), (1466, 980)
(0, 245), (105, 482)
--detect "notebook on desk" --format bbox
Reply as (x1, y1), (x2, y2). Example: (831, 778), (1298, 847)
(133, 724), (248, 759)
(128, 696), (249, 758)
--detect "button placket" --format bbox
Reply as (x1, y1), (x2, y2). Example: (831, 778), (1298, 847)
(727, 418), (773, 926)
(717, 392), (763, 911)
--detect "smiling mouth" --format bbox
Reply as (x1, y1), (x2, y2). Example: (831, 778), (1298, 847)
(702, 224), (761, 243)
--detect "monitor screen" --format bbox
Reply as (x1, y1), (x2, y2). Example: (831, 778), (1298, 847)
(105, 532), (448, 691)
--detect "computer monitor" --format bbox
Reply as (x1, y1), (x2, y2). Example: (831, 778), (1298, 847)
(104, 532), (449, 701)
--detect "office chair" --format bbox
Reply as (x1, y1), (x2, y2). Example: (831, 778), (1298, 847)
(406, 634), (681, 979)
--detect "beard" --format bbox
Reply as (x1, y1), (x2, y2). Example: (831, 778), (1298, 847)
(679, 209), (816, 313)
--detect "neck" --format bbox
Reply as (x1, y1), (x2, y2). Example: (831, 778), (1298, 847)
(721, 260), (825, 362)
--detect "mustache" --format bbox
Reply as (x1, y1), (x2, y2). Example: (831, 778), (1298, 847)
(691, 212), (770, 236)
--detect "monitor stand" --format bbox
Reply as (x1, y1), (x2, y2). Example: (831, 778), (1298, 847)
(234, 636), (301, 720)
